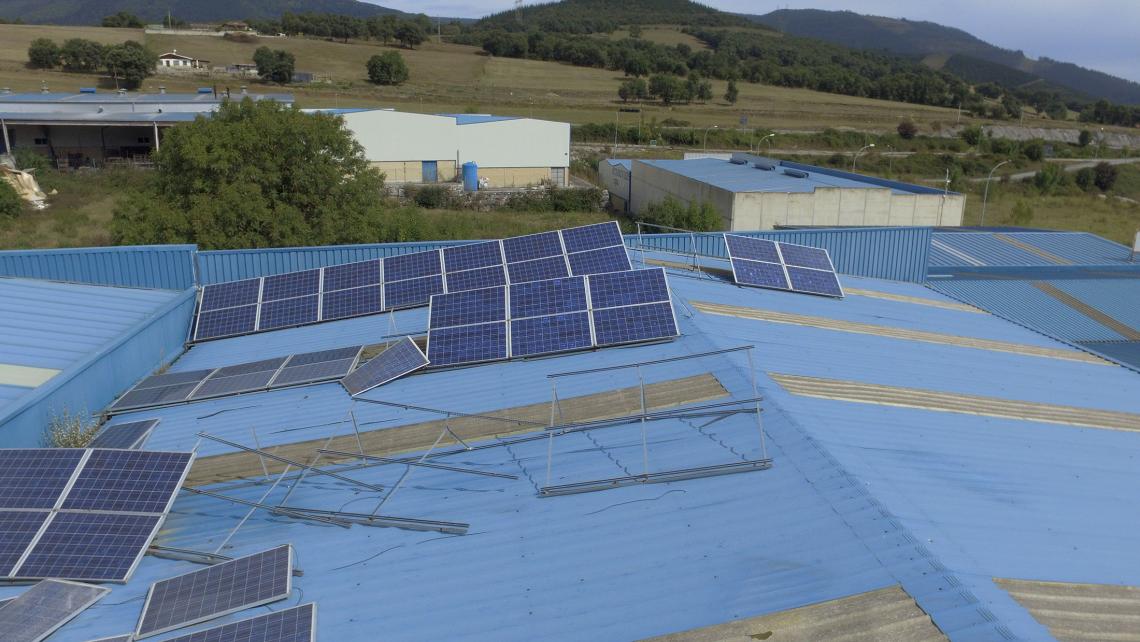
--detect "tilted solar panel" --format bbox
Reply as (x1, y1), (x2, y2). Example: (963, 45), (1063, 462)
(0, 449), (85, 509)
(284, 346), (363, 366)
(61, 450), (193, 514)
(445, 265), (507, 293)
(566, 245), (632, 276)
(15, 512), (163, 582)
(384, 274), (444, 310)
(89, 419), (159, 450)
(257, 295), (319, 331)
(158, 603), (315, 642)
(200, 279), (261, 313)
(0, 511), (50, 576)
(511, 312), (593, 357)
(322, 259), (381, 291)
(321, 285), (382, 321)
(136, 545), (292, 639)
(271, 358), (358, 388)
(560, 221), (624, 254)
(0, 579), (109, 642)
(133, 369), (215, 390)
(509, 276), (587, 320)
(587, 268), (671, 309)
(427, 322), (508, 367)
(506, 256), (569, 284)
(190, 371), (283, 400)
(340, 337), (428, 395)
(592, 302), (679, 346)
(428, 286), (507, 329)
(732, 259), (789, 290)
(503, 231), (563, 263)
(384, 249), (442, 282)
(724, 235), (780, 263)
(725, 234), (844, 299)
(194, 304), (258, 341)
(778, 241), (834, 270)
(443, 240), (503, 272)
(786, 266), (844, 297)
(261, 269), (320, 302)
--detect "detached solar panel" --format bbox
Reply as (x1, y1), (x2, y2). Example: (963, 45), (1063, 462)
(270, 346), (362, 389)
(0, 579), (109, 642)
(190, 358), (288, 400)
(136, 545), (292, 639)
(89, 419), (159, 450)
(725, 234), (844, 298)
(159, 603), (315, 642)
(341, 337), (428, 395)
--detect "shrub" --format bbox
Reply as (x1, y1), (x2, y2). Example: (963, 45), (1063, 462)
(1093, 162), (1119, 192)
(12, 147), (50, 173)
(1010, 200), (1034, 226)
(640, 196), (722, 231)
(223, 32), (259, 44)
(45, 409), (99, 447)
(0, 179), (22, 218)
(407, 185), (451, 209)
(960, 125), (984, 147)
(1033, 164), (1066, 194)
(367, 51), (409, 85)
(1075, 167), (1095, 192)
(896, 120), (918, 139)
(1078, 129), (1092, 147)
(506, 187), (603, 213)
(1022, 139), (1045, 161)
(27, 38), (60, 69)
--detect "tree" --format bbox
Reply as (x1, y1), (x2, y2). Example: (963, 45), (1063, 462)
(367, 51), (409, 85)
(685, 72), (712, 102)
(1032, 163), (1065, 194)
(1075, 167), (1095, 192)
(1010, 200), (1034, 226)
(27, 38), (60, 69)
(370, 14), (398, 44)
(104, 41), (157, 89)
(395, 22), (426, 49)
(1078, 129), (1092, 147)
(102, 12), (143, 28)
(1093, 161), (1119, 191)
(628, 24), (642, 39)
(112, 99), (390, 249)
(253, 47), (295, 83)
(960, 125), (984, 147)
(648, 74), (683, 105)
(623, 55), (649, 78)
(0, 180), (21, 219)
(896, 119), (917, 139)
(724, 79), (738, 104)
(60, 38), (105, 73)
(618, 78), (647, 102)
(1022, 139), (1045, 161)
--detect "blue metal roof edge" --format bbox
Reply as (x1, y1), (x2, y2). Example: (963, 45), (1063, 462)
(0, 245), (198, 290)
(0, 287), (196, 445)
(779, 160), (955, 196)
(927, 264), (1140, 279)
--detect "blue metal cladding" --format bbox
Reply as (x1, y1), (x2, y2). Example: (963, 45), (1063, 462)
(627, 227), (931, 283)
(0, 245), (196, 290)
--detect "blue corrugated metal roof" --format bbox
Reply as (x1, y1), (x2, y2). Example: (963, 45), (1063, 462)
(440, 113), (521, 125)
(930, 231), (1136, 269)
(1049, 279), (1140, 331)
(0, 92), (293, 104)
(0, 111), (202, 123)
(22, 250), (1140, 641)
(637, 158), (937, 195)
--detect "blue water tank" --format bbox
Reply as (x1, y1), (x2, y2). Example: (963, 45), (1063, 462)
(462, 162), (479, 192)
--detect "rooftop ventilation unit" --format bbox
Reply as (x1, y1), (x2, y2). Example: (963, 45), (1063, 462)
(783, 168), (809, 178)
(731, 152), (778, 170)
(753, 159), (777, 171)
(729, 154), (748, 165)
(78, 87), (96, 94)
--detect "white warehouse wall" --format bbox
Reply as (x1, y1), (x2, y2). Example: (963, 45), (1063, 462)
(456, 119), (570, 169)
(340, 110), (458, 163)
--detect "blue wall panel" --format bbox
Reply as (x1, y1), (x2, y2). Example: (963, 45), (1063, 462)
(196, 241), (470, 284)
(0, 245), (196, 290)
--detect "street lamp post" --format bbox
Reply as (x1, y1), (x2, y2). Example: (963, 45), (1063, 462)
(758, 133), (775, 153)
(980, 159), (1011, 227)
(885, 145), (894, 173)
(703, 125), (718, 152)
(851, 143), (875, 170)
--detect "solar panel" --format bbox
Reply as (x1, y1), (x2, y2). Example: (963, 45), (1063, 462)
(587, 268), (671, 309)
(567, 245), (633, 276)
(560, 221), (623, 254)
(511, 312), (593, 357)
(429, 286), (507, 329)
(445, 265), (507, 293)
(133, 369), (215, 390)
(503, 231), (563, 263)
(110, 382), (200, 412)
(506, 256), (569, 284)
(257, 295), (319, 331)
(0, 579), (109, 642)
(443, 240), (503, 272)
(89, 419), (159, 450)
(194, 305), (258, 341)
(61, 451), (193, 514)
(340, 337), (428, 395)
(725, 234), (844, 298)
(321, 285), (382, 321)
(786, 266), (844, 297)
(0, 511), (50, 575)
(136, 545), (292, 639)
(592, 302), (679, 346)
(427, 322), (508, 367)
(190, 370), (283, 400)
(0, 449), (85, 509)
(270, 359), (357, 388)
(778, 241), (835, 270)
(322, 259), (381, 291)
(724, 235), (781, 263)
(283, 346), (362, 366)
(0, 597), (11, 610)
(261, 270), (320, 302)
(159, 603), (315, 642)
(384, 274), (444, 310)
(732, 259), (789, 290)
(87, 636), (133, 642)
(15, 512), (162, 582)
(509, 277), (587, 319)
(384, 249), (442, 282)
(200, 279), (261, 313)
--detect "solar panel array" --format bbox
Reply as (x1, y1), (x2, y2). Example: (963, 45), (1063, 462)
(89, 418), (159, 450)
(427, 268), (678, 368)
(0, 579), (109, 642)
(724, 234), (844, 298)
(136, 545), (292, 639)
(0, 448), (194, 583)
(160, 603), (316, 642)
(193, 222), (631, 341)
(340, 337), (429, 396)
(111, 346), (363, 412)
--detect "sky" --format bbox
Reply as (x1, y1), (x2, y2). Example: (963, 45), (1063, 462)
(370, 0), (1140, 83)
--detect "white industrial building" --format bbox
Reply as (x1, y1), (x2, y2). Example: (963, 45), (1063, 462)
(601, 154), (965, 230)
(333, 109), (570, 187)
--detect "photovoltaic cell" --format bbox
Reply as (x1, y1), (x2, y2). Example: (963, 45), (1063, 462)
(445, 265), (507, 293)
(429, 287), (506, 329)
(283, 346), (362, 366)
(587, 268), (670, 309)
(503, 231), (563, 263)
(732, 260), (789, 290)
(427, 322), (508, 366)
(509, 277), (587, 319)
(136, 545), (292, 639)
(189, 371), (280, 400)
(210, 358), (289, 378)
(592, 302), (679, 346)
(322, 259), (381, 291)
(0, 511), (50, 575)
(384, 249), (442, 282)
(134, 369), (215, 390)
(725, 233), (844, 299)
(261, 270), (319, 302)
(62, 451), (193, 514)
(111, 382), (200, 411)
(270, 359), (357, 388)
(0, 579), (109, 642)
(506, 256), (569, 284)
(778, 242), (834, 270)
(0, 449), (85, 509)
(195, 305), (258, 341)
(560, 221), (623, 254)
(200, 279), (261, 312)
(159, 603), (315, 642)
(443, 240), (502, 272)
(567, 245), (633, 276)
(89, 419), (159, 450)
(384, 274), (444, 309)
(257, 295), (319, 331)
(786, 266), (844, 297)
(321, 285), (382, 321)
(511, 312), (593, 357)
(340, 337), (428, 395)
(724, 235), (781, 263)
(16, 512), (162, 582)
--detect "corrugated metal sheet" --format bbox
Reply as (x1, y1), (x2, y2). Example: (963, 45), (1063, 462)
(1049, 279), (1140, 333)
(628, 227), (931, 283)
(995, 579), (1140, 642)
(0, 245), (196, 290)
(929, 231), (1135, 268)
(1078, 341), (1140, 370)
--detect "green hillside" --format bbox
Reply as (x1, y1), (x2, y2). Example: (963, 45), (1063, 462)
(0, 0), (406, 25)
(477, 0), (752, 33)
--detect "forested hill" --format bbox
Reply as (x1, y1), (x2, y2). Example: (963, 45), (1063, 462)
(0, 0), (406, 25)
(477, 0), (752, 33)
(747, 8), (1140, 104)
